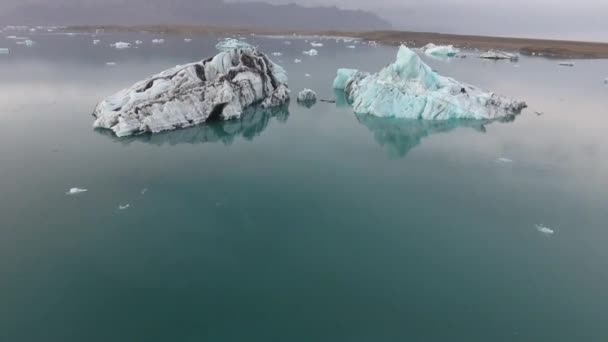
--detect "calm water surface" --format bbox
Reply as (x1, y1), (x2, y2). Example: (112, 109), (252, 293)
(1, 31), (607, 341)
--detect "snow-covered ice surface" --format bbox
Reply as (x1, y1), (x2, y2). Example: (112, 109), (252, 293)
(297, 88), (317, 107)
(66, 187), (88, 195)
(333, 45), (527, 120)
(422, 43), (459, 57)
(93, 47), (290, 137)
(479, 50), (519, 60)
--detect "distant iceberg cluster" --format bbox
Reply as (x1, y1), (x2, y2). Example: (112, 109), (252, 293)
(334, 45), (526, 120)
(93, 46), (289, 137)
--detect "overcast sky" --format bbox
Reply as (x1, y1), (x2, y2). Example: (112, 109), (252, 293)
(231, 0), (608, 41)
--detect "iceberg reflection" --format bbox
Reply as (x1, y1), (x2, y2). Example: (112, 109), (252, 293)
(96, 104), (289, 146)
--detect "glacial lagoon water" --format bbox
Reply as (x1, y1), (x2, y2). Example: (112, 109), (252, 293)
(1, 31), (608, 341)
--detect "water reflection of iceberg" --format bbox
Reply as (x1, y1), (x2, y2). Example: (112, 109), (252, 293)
(355, 113), (515, 158)
(97, 104), (289, 146)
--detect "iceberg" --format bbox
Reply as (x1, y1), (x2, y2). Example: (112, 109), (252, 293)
(152, 38), (165, 44)
(294, 58), (302, 63)
(479, 50), (519, 61)
(93, 47), (290, 137)
(303, 49), (318, 56)
(333, 45), (526, 121)
(216, 38), (251, 51)
(135, 40), (143, 45)
(184, 38), (193, 42)
(113, 42), (131, 49)
(421, 43), (459, 57)
(297, 88), (317, 107)
(66, 187), (88, 195)
(310, 42), (324, 47)
(0, 48), (9, 54)
(535, 224), (555, 235)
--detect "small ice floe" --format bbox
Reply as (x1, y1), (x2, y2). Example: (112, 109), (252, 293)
(0, 48), (9, 54)
(305, 73), (311, 77)
(310, 42), (323, 47)
(479, 50), (519, 61)
(118, 204), (130, 210)
(6, 35), (29, 40)
(536, 224), (555, 235)
(284, 41), (291, 45)
(496, 157), (513, 163)
(272, 52), (283, 56)
(66, 187), (88, 195)
(347, 45), (356, 49)
(113, 42), (131, 49)
(135, 40), (143, 45)
(141, 188), (148, 195)
(558, 62), (575, 67)
(294, 58), (302, 63)
(421, 43), (459, 57)
(152, 38), (165, 44)
(184, 38), (192, 42)
(297, 88), (318, 107)
(106, 62), (117, 66)
(93, 39), (100, 45)
(303, 49), (318, 56)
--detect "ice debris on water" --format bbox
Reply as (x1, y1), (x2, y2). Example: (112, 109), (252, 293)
(294, 58), (302, 63)
(216, 38), (251, 51)
(141, 188), (148, 195)
(479, 50), (519, 61)
(305, 73), (311, 77)
(118, 204), (130, 210)
(106, 62), (117, 66)
(496, 157), (513, 163)
(284, 41), (292, 45)
(303, 49), (318, 56)
(93, 46), (289, 137)
(333, 45), (527, 120)
(93, 39), (100, 45)
(421, 43), (459, 57)
(536, 224), (555, 235)
(66, 187), (88, 195)
(310, 42), (324, 47)
(152, 38), (165, 44)
(0, 48), (10, 54)
(272, 52), (283, 56)
(113, 42), (131, 49)
(135, 40), (143, 45)
(184, 38), (192, 42)
(297, 88), (318, 107)
(347, 45), (356, 49)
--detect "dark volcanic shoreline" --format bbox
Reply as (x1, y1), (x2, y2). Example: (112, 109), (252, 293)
(69, 25), (608, 59)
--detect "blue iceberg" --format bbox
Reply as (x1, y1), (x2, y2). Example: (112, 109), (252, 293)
(334, 45), (526, 120)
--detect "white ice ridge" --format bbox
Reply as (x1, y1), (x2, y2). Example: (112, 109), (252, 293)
(93, 47), (290, 137)
(333, 45), (527, 120)
(421, 43), (459, 57)
(479, 50), (519, 60)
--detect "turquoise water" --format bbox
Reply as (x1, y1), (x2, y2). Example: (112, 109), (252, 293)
(1, 31), (608, 341)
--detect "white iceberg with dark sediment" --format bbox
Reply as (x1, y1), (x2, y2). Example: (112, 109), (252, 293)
(333, 45), (526, 121)
(93, 46), (290, 137)
(479, 50), (519, 60)
(421, 43), (459, 57)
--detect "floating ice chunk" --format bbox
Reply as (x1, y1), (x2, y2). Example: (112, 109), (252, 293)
(333, 45), (527, 120)
(305, 73), (311, 77)
(536, 224), (555, 235)
(215, 38), (251, 51)
(93, 39), (100, 45)
(141, 188), (148, 195)
(113, 42), (131, 49)
(66, 187), (88, 195)
(496, 157), (513, 163)
(294, 58), (302, 63)
(135, 40), (143, 45)
(0, 48), (9, 54)
(303, 49), (318, 56)
(347, 45), (356, 49)
(479, 50), (519, 60)
(184, 38), (193, 42)
(284, 41), (292, 45)
(106, 62), (117, 66)
(310, 42), (324, 47)
(118, 204), (130, 210)
(272, 52), (283, 56)
(297, 88), (317, 107)
(422, 43), (459, 57)
(6, 35), (29, 40)
(558, 62), (575, 67)
(93, 47), (290, 137)
(152, 38), (165, 44)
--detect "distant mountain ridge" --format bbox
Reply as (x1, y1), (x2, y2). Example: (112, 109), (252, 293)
(0, 0), (391, 31)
